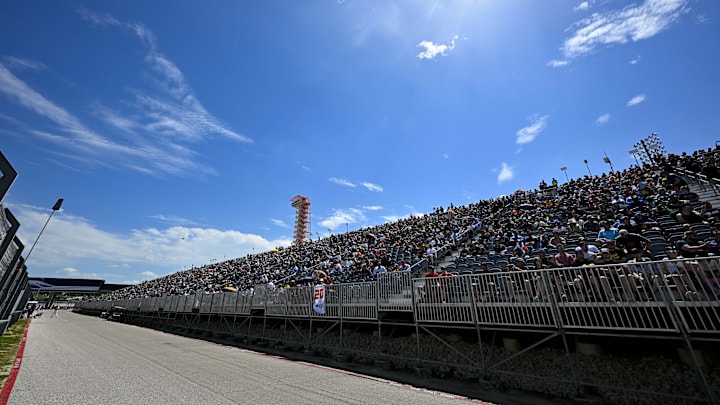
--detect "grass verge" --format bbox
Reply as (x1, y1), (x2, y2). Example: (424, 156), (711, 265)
(0, 319), (28, 385)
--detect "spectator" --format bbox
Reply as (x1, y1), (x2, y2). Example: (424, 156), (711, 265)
(675, 204), (705, 224)
(676, 231), (711, 258)
(603, 240), (627, 263)
(371, 262), (387, 276)
(615, 229), (651, 259)
(597, 221), (619, 241)
(554, 245), (575, 267)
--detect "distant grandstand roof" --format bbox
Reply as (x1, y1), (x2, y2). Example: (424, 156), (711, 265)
(29, 278), (131, 293)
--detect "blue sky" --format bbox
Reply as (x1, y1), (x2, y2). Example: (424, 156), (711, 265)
(1, 0), (718, 284)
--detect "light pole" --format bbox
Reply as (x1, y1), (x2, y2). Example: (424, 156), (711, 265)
(583, 159), (592, 176)
(560, 166), (569, 182)
(603, 151), (615, 173)
(628, 149), (640, 167)
(633, 132), (665, 166)
(25, 198), (63, 265)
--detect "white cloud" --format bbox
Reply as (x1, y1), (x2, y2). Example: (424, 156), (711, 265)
(574, 1), (590, 12)
(629, 55), (642, 64)
(381, 206), (423, 223)
(626, 94), (646, 106)
(443, 153), (449, 159)
(547, 59), (569, 68)
(561, 0), (688, 59)
(329, 177), (356, 188)
(139, 271), (158, 280)
(319, 208), (367, 230)
(270, 218), (291, 228)
(362, 182), (383, 192)
(416, 35), (459, 60)
(362, 205), (383, 211)
(11, 202), (290, 283)
(595, 113), (611, 125)
(516, 114), (548, 144)
(497, 162), (514, 184)
(57, 267), (100, 279)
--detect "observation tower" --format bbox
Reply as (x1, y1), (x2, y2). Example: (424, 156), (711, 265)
(289, 195), (311, 245)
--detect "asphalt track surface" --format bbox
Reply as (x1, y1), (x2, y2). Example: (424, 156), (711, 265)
(9, 311), (498, 405)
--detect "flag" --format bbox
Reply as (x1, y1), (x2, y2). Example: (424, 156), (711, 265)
(313, 285), (326, 315)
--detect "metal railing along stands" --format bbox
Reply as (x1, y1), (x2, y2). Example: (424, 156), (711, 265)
(79, 256), (720, 336)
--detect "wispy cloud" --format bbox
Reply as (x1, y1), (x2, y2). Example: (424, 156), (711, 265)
(362, 182), (383, 192)
(149, 214), (199, 226)
(363, 205), (383, 211)
(497, 163), (514, 184)
(329, 177), (356, 188)
(77, 7), (157, 49)
(547, 60), (569, 68)
(270, 218), (291, 228)
(560, 0), (688, 59)
(626, 94), (646, 106)
(0, 9), (251, 178)
(2, 56), (46, 71)
(595, 113), (611, 125)
(416, 35), (459, 60)
(516, 114), (548, 144)
(574, 1), (590, 12)
(629, 55), (642, 64)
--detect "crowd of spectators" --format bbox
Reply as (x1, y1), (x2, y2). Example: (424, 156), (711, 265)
(99, 144), (720, 301)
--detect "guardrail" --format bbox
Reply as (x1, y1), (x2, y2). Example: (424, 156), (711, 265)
(79, 257), (720, 335)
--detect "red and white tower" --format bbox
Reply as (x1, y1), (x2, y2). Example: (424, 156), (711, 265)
(289, 195), (311, 245)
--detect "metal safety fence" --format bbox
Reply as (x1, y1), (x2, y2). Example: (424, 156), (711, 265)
(79, 257), (720, 336)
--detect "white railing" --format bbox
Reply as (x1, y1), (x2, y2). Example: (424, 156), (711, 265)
(78, 257), (720, 334)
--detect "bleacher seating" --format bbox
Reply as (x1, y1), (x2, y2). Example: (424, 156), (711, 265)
(96, 144), (720, 302)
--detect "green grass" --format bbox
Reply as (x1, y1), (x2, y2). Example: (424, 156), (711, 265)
(0, 319), (29, 383)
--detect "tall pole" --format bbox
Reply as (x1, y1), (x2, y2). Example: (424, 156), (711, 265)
(603, 152), (615, 173)
(25, 198), (63, 265)
(560, 167), (569, 182)
(628, 149), (640, 167)
(583, 159), (592, 176)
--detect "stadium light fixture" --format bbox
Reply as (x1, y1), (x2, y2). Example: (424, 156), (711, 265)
(628, 149), (640, 167)
(560, 166), (569, 182)
(602, 152), (615, 173)
(25, 198), (63, 265)
(583, 159), (592, 177)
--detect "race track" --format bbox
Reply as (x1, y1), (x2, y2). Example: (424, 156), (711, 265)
(9, 311), (496, 405)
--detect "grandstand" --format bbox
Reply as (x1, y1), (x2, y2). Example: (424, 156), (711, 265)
(0, 151), (31, 335)
(79, 143), (720, 404)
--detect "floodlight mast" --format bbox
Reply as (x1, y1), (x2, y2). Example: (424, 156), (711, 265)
(24, 198), (63, 265)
